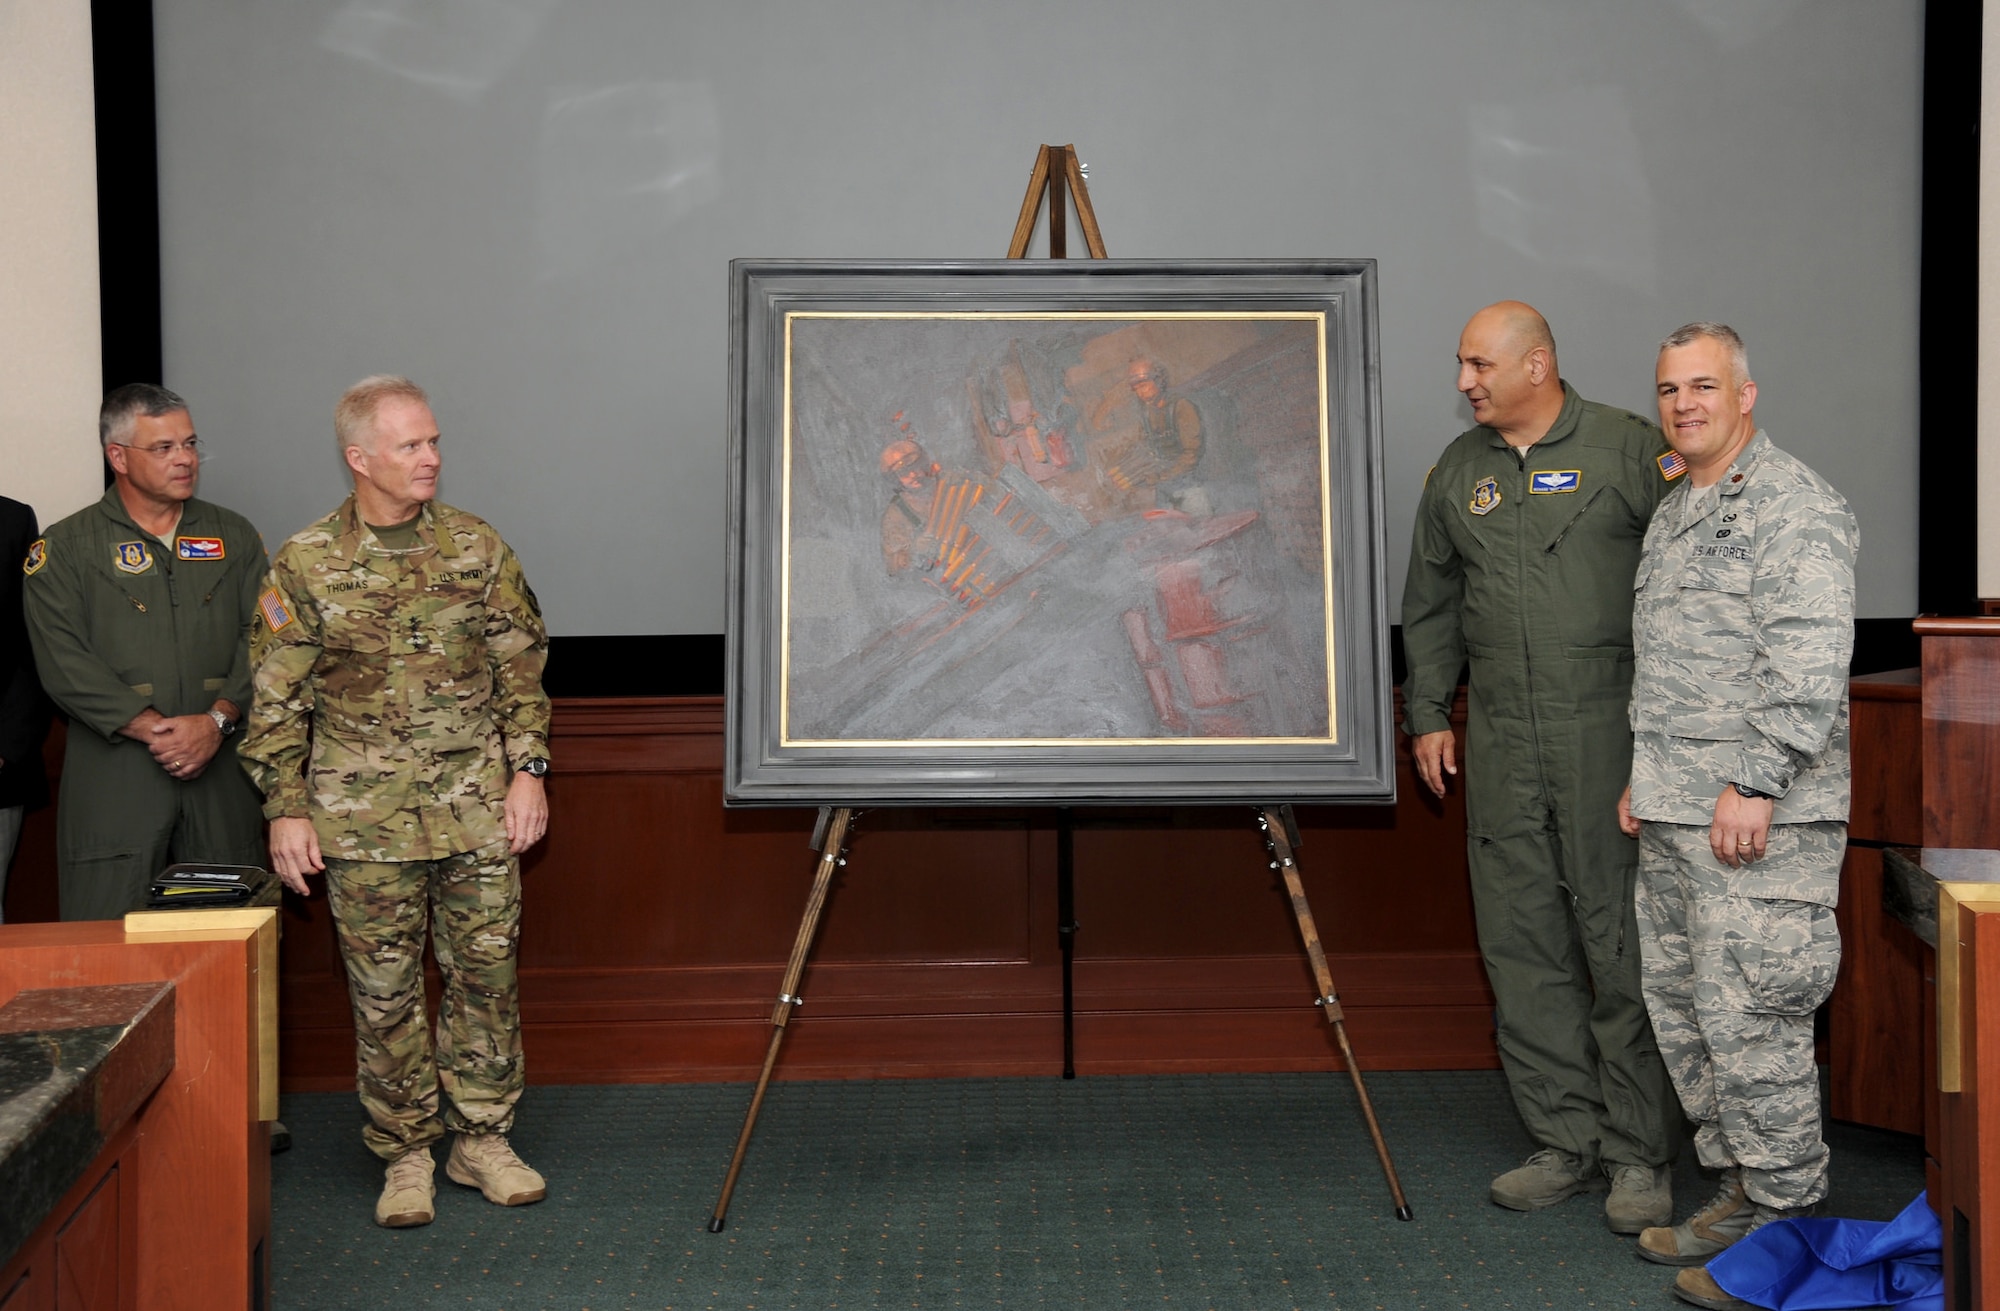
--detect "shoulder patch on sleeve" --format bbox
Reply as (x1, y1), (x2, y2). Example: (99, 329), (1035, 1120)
(1424, 464), (1435, 486)
(258, 587), (295, 633)
(21, 538), (46, 576)
(1657, 449), (1688, 481)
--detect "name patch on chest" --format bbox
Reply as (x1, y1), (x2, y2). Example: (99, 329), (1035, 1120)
(1693, 543), (1751, 562)
(1529, 470), (1581, 494)
(323, 577), (376, 594)
(113, 541), (153, 574)
(1469, 476), (1501, 516)
(176, 535), (225, 560)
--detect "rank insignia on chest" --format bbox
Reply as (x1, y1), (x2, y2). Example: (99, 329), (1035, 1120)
(21, 539), (46, 576)
(176, 535), (225, 560)
(1469, 476), (1501, 516)
(113, 541), (153, 574)
(1658, 450), (1688, 480)
(258, 587), (295, 633)
(1529, 470), (1581, 494)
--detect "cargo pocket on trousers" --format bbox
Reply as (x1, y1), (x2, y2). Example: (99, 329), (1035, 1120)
(1730, 899), (1841, 1015)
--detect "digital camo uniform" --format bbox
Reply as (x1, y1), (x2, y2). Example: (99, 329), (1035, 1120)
(1627, 430), (1857, 1209)
(23, 485), (268, 919)
(239, 496), (549, 1160)
(1402, 384), (1679, 1174)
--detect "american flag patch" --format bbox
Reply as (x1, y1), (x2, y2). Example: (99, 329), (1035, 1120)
(177, 535), (225, 559)
(1657, 450), (1688, 480)
(258, 588), (294, 633)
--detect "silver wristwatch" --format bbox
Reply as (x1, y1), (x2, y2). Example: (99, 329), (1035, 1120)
(209, 708), (237, 737)
(520, 757), (550, 778)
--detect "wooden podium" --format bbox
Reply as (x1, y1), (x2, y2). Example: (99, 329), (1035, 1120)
(1913, 615), (2000, 1311)
(0, 909), (277, 1311)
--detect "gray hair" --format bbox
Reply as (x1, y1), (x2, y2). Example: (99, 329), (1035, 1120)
(1661, 322), (1750, 385)
(100, 383), (189, 448)
(335, 375), (430, 453)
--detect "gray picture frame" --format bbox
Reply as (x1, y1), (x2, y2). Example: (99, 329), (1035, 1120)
(725, 259), (1393, 806)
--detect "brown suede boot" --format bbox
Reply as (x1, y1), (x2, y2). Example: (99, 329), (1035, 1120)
(446, 1132), (547, 1206)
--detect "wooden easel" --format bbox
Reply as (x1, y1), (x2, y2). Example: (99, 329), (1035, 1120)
(708, 147), (1410, 1232)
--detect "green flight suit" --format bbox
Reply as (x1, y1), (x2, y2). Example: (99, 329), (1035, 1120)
(1401, 384), (1679, 1170)
(23, 485), (268, 920)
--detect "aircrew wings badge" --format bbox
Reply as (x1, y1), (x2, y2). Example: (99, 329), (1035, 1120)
(1658, 450), (1688, 480)
(1529, 470), (1581, 494)
(22, 539), (46, 576)
(113, 541), (153, 574)
(1469, 476), (1501, 515)
(176, 535), (225, 560)
(258, 588), (295, 633)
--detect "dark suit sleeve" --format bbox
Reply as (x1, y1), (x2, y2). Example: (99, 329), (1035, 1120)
(0, 501), (52, 786)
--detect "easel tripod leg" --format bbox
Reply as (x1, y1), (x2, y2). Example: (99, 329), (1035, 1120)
(1258, 805), (1414, 1221)
(707, 805), (853, 1232)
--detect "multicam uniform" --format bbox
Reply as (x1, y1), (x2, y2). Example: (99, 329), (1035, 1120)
(1401, 384), (1678, 1174)
(23, 486), (268, 919)
(239, 496), (549, 1160)
(1627, 431), (1857, 1209)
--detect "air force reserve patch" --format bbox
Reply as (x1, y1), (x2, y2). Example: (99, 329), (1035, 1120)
(22, 539), (46, 576)
(113, 541), (153, 574)
(1529, 470), (1581, 494)
(1658, 449), (1688, 481)
(1469, 475), (1501, 516)
(176, 535), (225, 560)
(258, 587), (295, 633)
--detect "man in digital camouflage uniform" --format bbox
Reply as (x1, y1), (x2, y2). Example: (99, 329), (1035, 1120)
(24, 384), (268, 920)
(1618, 324), (1855, 1310)
(1402, 302), (1681, 1233)
(240, 375), (551, 1228)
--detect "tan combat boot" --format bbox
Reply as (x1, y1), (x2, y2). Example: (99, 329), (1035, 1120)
(1605, 1162), (1674, 1234)
(1637, 1172), (1749, 1265)
(446, 1132), (548, 1206)
(375, 1148), (436, 1228)
(1490, 1147), (1603, 1211)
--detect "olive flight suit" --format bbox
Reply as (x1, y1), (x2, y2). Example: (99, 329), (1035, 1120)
(1401, 383), (1679, 1171)
(23, 485), (268, 920)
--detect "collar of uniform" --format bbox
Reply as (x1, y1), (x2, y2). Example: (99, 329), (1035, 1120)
(1481, 380), (1581, 450)
(1715, 429), (1770, 497)
(93, 482), (205, 540)
(328, 496), (462, 564)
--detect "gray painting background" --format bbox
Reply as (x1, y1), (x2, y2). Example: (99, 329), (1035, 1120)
(782, 315), (1332, 742)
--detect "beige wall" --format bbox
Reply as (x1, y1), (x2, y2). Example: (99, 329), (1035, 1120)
(1984, 1), (2000, 599)
(0, 0), (103, 529)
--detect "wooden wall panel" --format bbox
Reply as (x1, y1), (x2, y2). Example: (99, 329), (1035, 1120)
(1916, 618), (2000, 848)
(1828, 845), (1926, 1134)
(1849, 670), (1922, 845)
(267, 693), (1499, 1089)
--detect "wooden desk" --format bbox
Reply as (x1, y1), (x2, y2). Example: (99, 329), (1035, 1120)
(0, 912), (276, 1311)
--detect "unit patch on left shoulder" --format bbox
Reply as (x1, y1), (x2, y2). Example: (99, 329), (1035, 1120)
(1529, 470), (1581, 494)
(176, 535), (225, 560)
(22, 539), (46, 576)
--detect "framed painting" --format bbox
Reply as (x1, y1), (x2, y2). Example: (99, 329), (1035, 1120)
(725, 260), (1394, 806)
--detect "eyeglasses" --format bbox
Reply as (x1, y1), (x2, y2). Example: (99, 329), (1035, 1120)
(115, 437), (201, 459)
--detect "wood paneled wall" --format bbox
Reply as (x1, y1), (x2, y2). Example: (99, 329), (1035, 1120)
(275, 695), (1498, 1089)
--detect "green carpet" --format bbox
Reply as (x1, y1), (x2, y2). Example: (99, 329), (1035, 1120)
(271, 1071), (1925, 1309)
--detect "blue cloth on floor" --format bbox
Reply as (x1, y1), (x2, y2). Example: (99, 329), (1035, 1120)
(1708, 1192), (1943, 1310)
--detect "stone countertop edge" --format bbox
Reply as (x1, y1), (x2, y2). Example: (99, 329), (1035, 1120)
(1883, 847), (2000, 950)
(0, 981), (176, 1272)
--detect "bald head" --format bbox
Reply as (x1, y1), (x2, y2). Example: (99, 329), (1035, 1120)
(1455, 301), (1565, 445)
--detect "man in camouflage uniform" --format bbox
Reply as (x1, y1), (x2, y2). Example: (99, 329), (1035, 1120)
(24, 384), (268, 920)
(1402, 302), (1681, 1233)
(1618, 324), (1856, 1310)
(239, 375), (552, 1228)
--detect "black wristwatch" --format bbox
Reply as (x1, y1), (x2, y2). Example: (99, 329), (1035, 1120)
(1731, 781), (1776, 801)
(520, 758), (550, 778)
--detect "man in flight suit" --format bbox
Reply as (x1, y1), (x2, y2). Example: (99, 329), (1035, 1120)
(23, 384), (268, 920)
(1401, 302), (1680, 1233)
(241, 375), (550, 1229)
